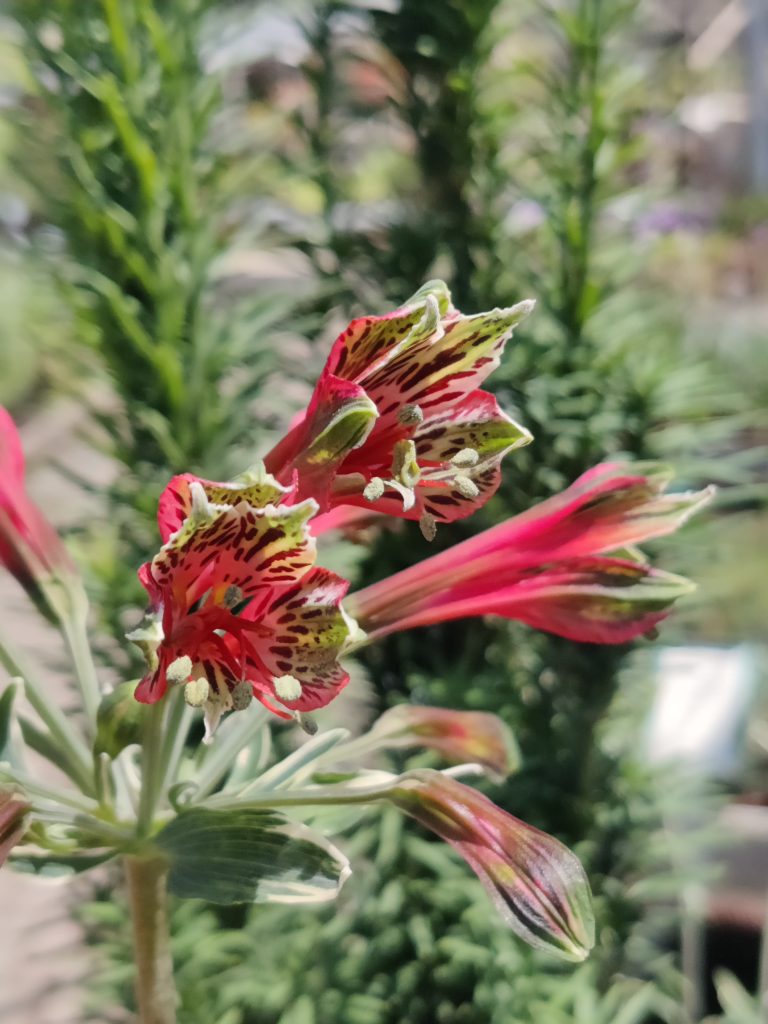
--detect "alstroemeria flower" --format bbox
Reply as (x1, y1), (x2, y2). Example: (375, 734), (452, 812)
(389, 770), (594, 960)
(0, 788), (29, 868)
(364, 705), (519, 781)
(129, 469), (356, 729)
(264, 281), (534, 536)
(347, 462), (714, 644)
(0, 406), (77, 598)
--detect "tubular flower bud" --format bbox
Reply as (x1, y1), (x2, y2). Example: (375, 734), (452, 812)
(389, 771), (595, 961)
(0, 788), (29, 868)
(348, 462), (714, 646)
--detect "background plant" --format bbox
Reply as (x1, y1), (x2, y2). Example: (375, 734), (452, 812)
(1, 0), (766, 1022)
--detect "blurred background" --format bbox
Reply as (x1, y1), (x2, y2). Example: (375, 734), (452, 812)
(0, 1), (766, 1022)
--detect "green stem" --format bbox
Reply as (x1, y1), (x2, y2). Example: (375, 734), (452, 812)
(61, 605), (102, 728)
(0, 630), (94, 795)
(124, 855), (178, 1024)
(156, 688), (192, 800)
(138, 702), (165, 837)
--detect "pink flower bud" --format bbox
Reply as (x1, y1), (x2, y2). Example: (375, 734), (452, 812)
(0, 788), (29, 868)
(0, 407), (77, 596)
(349, 462), (713, 646)
(391, 770), (594, 961)
(369, 704), (519, 780)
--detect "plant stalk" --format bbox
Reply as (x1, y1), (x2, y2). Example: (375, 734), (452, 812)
(124, 855), (177, 1024)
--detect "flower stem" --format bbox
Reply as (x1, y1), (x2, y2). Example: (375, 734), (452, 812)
(60, 604), (102, 730)
(138, 701), (165, 838)
(124, 855), (178, 1024)
(0, 629), (94, 794)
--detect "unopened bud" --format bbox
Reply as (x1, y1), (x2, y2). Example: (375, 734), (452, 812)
(363, 477), (386, 502)
(166, 655), (193, 685)
(397, 404), (424, 427)
(455, 476), (480, 499)
(274, 674), (303, 702)
(184, 677), (210, 708)
(451, 447), (479, 468)
(231, 680), (253, 711)
(419, 513), (437, 542)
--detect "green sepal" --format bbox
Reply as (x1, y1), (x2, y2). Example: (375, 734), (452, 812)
(302, 394), (378, 467)
(402, 279), (453, 317)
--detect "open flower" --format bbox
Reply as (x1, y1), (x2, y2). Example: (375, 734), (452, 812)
(129, 469), (356, 731)
(347, 462), (714, 644)
(0, 406), (77, 599)
(388, 770), (594, 960)
(264, 281), (533, 537)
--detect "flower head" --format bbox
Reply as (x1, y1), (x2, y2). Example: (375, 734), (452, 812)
(265, 282), (533, 535)
(390, 770), (594, 960)
(0, 406), (77, 597)
(130, 468), (355, 730)
(348, 462), (714, 644)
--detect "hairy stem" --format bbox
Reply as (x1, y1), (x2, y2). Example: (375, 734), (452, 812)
(124, 855), (177, 1024)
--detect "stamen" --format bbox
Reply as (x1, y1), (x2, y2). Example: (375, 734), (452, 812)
(363, 477), (386, 502)
(388, 479), (416, 512)
(296, 711), (318, 735)
(391, 439), (421, 489)
(223, 584), (244, 609)
(419, 513), (437, 542)
(274, 674), (303, 702)
(184, 676), (210, 708)
(398, 404), (424, 427)
(167, 654), (193, 685)
(455, 476), (480, 499)
(451, 447), (480, 468)
(231, 679), (254, 711)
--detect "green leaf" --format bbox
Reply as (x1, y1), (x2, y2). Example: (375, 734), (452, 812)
(713, 970), (762, 1023)
(11, 850), (115, 878)
(154, 807), (350, 905)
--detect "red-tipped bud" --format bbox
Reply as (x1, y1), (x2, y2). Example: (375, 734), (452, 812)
(0, 407), (77, 598)
(390, 771), (594, 961)
(0, 788), (29, 868)
(369, 705), (519, 781)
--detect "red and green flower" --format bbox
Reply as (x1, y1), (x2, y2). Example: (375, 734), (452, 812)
(130, 469), (356, 730)
(264, 281), (534, 537)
